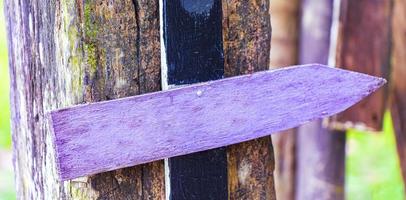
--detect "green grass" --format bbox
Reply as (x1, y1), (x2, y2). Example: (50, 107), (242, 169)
(0, 0), (10, 149)
(346, 112), (405, 200)
(0, 0), (14, 199)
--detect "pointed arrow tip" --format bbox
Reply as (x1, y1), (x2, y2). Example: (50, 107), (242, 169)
(310, 63), (386, 93)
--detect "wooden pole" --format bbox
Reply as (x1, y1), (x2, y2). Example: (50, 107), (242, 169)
(160, 0), (275, 198)
(296, 1), (346, 199)
(332, 0), (391, 131)
(5, 0), (164, 199)
(268, 0), (300, 199)
(222, 1), (276, 199)
(390, 0), (406, 192)
(161, 1), (228, 198)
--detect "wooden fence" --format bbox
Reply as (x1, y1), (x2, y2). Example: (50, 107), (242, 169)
(4, 0), (405, 199)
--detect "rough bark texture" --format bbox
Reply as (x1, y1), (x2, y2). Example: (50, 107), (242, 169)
(296, 0), (346, 199)
(222, 0), (271, 75)
(268, 0), (300, 199)
(390, 0), (406, 191)
(6, 0), (163, 199)
(332, 0), (392, 131)
(222, 0), (275, 199)
(227, 137), (275, 200)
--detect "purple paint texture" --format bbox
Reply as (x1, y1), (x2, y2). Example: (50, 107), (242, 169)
(50, 64), (385, 180)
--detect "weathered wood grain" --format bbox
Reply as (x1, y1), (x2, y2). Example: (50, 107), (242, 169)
(296, 0), (346, 199)
(268, 0), (300, 199)
(5, 0), (163, 199)
(297, 123), (346, 200)
(332, 0), (391, 131)
(269, 0), (300, 69)
(51, 64), (385, 181)
(221, 0), (275, 199)
(162, 0), (228, 199)
(390, 0), (406, 191)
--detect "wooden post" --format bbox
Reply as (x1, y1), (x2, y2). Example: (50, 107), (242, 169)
(161, 0), (275, 198)
(268, 0), (300, 199)
(390, 0), (406, 192)
(5, 0), (164, 199)
(332, 0), (391, 131)
(296, 0), (346, 199)
(161, 1), (228, 198)
(222, 1), (276, 199)
(7, 0), (275, 198)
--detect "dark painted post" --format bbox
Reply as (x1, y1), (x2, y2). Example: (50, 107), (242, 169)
(161, 0), (228, 199)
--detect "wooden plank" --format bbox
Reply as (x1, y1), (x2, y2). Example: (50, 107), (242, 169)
(50, 64), (385, 181)
(268, 0), (300, 199)
(161, 0), (228, 199)
(5, 0), (164, 198)
(296, 0), (346, 199)
(221, 0), (275, 198)
(332, 0), (391, 131)
(390, 0), (406, 191)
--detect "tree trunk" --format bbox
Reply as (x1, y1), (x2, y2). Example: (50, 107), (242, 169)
(268, 0), (300, 199)
(6, 0), (164, 199)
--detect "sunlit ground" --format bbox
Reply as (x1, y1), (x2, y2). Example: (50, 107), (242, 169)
(346, 113), (405, 200)
(0, 0), (404, 199)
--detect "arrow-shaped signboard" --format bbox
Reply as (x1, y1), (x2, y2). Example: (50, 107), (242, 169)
(50, 64), (385, 180)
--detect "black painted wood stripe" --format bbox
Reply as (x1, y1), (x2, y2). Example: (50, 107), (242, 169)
(162, 0), (228, 199)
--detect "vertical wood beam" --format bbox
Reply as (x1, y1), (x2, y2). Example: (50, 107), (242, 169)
(390, 0), (406, 192)
(222, 1), (276, 199)
(161, 0), (228, 199)
(332, 0), (392, 131)
(161, 0), (275, 199)
(268, 0), (300, 199)
(296, 1), (346, 199)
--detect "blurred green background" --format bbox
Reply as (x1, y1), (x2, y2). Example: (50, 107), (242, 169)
(0, 0), (15, 199)
(0, 0), (404, 200)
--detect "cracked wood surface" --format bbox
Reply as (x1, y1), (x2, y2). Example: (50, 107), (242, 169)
(222, 0), (275, 199)
(6, 0), (163, 199)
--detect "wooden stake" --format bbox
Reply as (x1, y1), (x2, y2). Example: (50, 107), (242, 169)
(51, 64), (385, 181)
(296, 0), (346, 199)
(332, 0), (392, 131)
(390, 0), (406, 192)
(268, 0), (300, 199)
(161, 0), (228, 198)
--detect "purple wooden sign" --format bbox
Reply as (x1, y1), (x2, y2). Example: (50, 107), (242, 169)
(50, 64), (385, 180)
